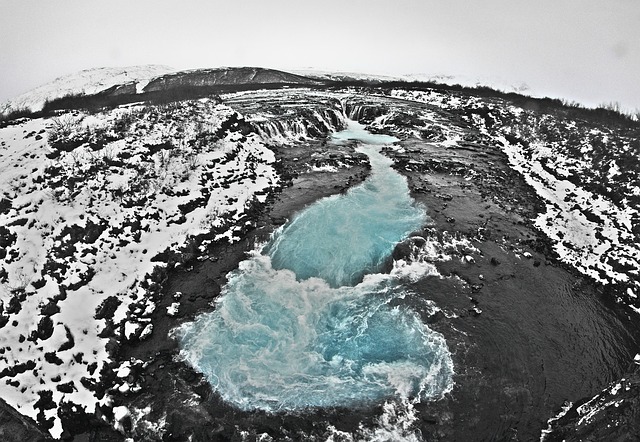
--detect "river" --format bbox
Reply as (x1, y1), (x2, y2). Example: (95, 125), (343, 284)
(176, 121), (454, 413)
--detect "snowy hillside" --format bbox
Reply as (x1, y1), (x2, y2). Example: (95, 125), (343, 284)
(0, 98), (279, 437)
(1, 65), (176, 114)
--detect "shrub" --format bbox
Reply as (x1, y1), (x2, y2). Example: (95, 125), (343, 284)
(47, 114), (88, 152)
(0, 107), (35, 126)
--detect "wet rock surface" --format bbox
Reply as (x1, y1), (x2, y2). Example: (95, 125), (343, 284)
(0, 398), (49, 442)
(386, 136), (640, 441)
(542, 363), (640, 441)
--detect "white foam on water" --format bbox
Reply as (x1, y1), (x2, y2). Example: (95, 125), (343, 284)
(176, 120), (453, 421)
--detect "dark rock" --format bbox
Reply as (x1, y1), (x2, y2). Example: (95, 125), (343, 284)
(545, 364), (640, 441)
(95, 296), (121, 320)
(0, 197), (12, 215)
(490, 257), (501, 266)
(56, 382), (75, 394)
(392, 236), (426, 262)
(0, 226), (17, 249)
(143, 67), (321, 94)
(33, 390), (55, 411)
(44, 352), (63, 366)
(35, 316), (54, 341)
(425, 309), (445, 324)
(98, 321), (115, 339)
(31, 278), (46, 290)
(40, 301), (60, 317)
(58, 326), (75, 352)
(0, 360), (36, 378)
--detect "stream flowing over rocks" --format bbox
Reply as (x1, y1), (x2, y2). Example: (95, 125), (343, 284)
(0, 70), (639, 440)
(177, 123), (454, 417)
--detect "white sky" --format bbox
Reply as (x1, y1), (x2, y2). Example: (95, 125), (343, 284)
(1, 0), (639, 111)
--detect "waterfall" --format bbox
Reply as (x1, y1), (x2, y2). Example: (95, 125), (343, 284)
(343, 101), (387, 124)
(252, 107), (347, 142)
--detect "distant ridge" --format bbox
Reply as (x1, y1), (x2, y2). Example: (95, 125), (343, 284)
(0, 65), (175, 114)
(143, 67), (322, 93)
(0, 66), (323, 117)
(2, 66), (635, 127)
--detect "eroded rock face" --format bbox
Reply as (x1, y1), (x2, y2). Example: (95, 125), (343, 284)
(99, 82), (137, 97)
(0, 398), (48, 442)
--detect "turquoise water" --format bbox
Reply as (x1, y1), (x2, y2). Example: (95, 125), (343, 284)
(266, 127), (423, 287)
(177, 121), (453, 411)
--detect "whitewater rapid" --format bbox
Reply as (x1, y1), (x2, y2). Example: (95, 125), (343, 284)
(176, 121), (453, 412)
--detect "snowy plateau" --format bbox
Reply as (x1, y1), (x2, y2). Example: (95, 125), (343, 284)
(0, 66), (639, 441)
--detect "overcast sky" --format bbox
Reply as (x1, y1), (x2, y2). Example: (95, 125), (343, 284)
(1, 0), (639, 111)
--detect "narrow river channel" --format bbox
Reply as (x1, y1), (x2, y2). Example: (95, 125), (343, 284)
(176, 121), (454, 412)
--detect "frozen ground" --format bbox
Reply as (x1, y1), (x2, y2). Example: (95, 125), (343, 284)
(389, 88), (640, 312)
(0, 98), (278, 437)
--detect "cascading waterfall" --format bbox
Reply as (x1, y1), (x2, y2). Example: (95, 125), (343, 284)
(342, 101), (386, 124)
(176, 120), (453, 413)
(253, 107), (346, 141)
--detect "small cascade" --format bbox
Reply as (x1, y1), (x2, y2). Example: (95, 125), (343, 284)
(343, 100), (388, 124)
(252, 107), (346, 142)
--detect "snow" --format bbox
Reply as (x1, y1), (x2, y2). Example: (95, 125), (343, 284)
(0, 98), (279, 437)
(1, 65), (176, 114)
(310, 164), (338, 173)
(499, 136), (639, 287)
(388, 87), (640, 312)
(113, 405), (130, 431)
(166, 302), (180, 316)
(540, 401), (573, 441)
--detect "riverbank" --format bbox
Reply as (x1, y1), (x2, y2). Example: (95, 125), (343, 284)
(388, 137), (640, 441)
(105, 139), (372, 441)
(107, 126), (640, 441)
(110, 132), (640, 442)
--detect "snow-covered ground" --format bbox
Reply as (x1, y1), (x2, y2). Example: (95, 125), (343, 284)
(388, 88), (640, 312)
(0, 98), (278, 437)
